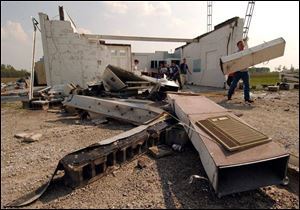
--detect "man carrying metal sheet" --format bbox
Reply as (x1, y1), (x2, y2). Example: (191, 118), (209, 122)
(227, 40), (254, 103)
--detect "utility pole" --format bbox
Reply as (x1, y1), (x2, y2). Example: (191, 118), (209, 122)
(207, 1), (213, 32)
(29, 17), (39, 100)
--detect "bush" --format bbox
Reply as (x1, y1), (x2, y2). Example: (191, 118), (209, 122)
(1, 64), (30, 78)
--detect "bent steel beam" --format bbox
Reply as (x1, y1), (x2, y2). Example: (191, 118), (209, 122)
(82, 34), (198, 43)
(63, 95), (164, 125)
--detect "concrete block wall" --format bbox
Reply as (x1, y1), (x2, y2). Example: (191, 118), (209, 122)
(39, 13), (131, 88)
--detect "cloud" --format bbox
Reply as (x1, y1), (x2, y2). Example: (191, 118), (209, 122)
(103, 2), (172, 17)
(171, 17), (185, 27)
(103, 1), (128, 14)
(132, 2), (171, 17)
(77, 27), (92, 34)
(154, 2), (172, 16)
(1, 21), (29, 43)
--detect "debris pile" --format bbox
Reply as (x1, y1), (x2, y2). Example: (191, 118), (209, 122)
(24, 65), (179, 112)
(1, 78), (30, 93)
(278, 72), (299, 90)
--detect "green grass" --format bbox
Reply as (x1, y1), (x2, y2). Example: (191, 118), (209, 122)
(249, 72), (280, 87)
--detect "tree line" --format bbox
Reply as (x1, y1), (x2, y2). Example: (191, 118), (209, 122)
(248, 67), (270, 73)
(248, 65), (299, 73)
(274, 64), (299, 73)
(1, 64), (30, 78)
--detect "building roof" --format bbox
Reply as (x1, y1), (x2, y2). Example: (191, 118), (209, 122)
(175, 17), (240, 51)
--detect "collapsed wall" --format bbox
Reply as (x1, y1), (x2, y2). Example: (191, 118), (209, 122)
(39, 13), (132, 88)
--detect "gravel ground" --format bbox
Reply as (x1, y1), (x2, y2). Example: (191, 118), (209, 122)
(1, 89), (299, 209)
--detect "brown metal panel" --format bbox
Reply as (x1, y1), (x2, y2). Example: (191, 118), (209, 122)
(196, 115), (271, 151)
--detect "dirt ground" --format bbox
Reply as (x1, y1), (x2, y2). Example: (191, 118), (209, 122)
(1, 88), (299, 209)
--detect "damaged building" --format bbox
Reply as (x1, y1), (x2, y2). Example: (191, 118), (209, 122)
(5, 5), (293, 208)
(37, 10), (243, 89)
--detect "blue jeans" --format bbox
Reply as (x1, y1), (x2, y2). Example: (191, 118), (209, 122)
(228, 71), (250, 100)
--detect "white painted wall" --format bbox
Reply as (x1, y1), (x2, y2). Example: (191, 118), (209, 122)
(39, 13), (132, 88)
(132, 51), (180, 73)
(177, 18), (244, 88)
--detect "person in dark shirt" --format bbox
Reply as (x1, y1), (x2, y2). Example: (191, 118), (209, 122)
(170, 61), (182, 89)
(179, 58), (192, 88)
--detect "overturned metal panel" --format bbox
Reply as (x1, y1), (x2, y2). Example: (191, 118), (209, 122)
(63, 95), (163, 125)
(5, 113), (174, 207)
(221, 37), (285, 75)
(167, 93), (289, 197)
(106, 65), (146, 82)
(102, 66), (127, 91)
(196, 115), (271, 151)
(103, 64), (179, 92)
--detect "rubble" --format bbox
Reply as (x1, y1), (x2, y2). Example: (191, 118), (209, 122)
(279, 72), (299, 83)
(165, 124), (189, 147)
(136, 156), (152, 169)
(267, 85), (279, 92)
(15, 132), (42, 143)
(2, 7), (297, 208)
(148, 145), (174, 159)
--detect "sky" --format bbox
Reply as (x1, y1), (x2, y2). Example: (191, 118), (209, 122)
(1, 1), (299, 71)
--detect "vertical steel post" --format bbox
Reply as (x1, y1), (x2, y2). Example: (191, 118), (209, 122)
(29, 19), (37, 100)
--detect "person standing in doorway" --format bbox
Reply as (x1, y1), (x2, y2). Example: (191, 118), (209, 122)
(133, 59), (139, 71)
(227, 40), (254, 103)
(179, 58), (192, 88)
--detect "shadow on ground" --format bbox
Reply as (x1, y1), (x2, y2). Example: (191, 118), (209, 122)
(45, 113), (134, 131)
(39, 177), (73, 205)
(155, 143), (277, 209)
(217, 98), (255, 111)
